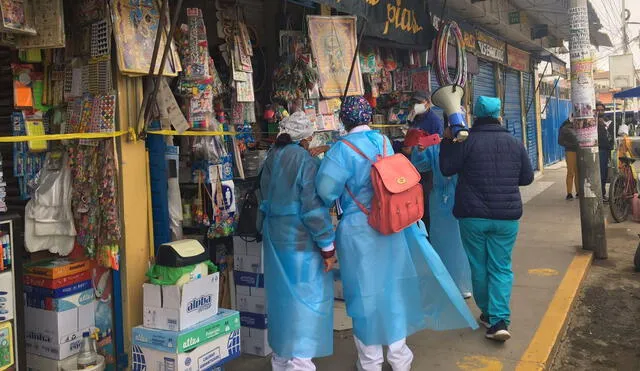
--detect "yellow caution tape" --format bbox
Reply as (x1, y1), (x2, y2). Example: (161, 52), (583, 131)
(0, 131), (129, 143)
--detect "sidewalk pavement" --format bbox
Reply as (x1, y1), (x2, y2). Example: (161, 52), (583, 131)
(227, 166), (589, 371)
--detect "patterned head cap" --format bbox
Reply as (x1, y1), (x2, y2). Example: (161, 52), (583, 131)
(340, 95), (373, 128)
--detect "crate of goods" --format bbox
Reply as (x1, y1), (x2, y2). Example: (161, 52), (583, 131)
(241, 327), (272, 357)
(131, 310), (241, 371)
(24, 302), (96, 360)
(23, 258), (96, 360)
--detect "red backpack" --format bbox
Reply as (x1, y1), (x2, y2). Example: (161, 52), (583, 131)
(342, 136), (424, 235)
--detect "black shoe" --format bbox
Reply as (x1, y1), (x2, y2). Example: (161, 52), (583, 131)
(566, 193), (574, 200)
(479, 314), (491, 329)
(485, 321), (511, 342)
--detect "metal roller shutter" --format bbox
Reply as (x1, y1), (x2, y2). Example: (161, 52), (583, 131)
(504, 69), (523, 142)
(473, 60), (497, 101)
(523, 71), (539, 170)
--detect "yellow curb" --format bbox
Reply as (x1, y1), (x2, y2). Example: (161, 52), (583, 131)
(515, 251), (593, 371)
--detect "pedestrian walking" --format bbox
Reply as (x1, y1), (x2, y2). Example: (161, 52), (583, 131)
(440, 96), (534, 342)
(558, 118), (579, 200)
(316, 96), (478, 370)
(258, 112), (337, 371)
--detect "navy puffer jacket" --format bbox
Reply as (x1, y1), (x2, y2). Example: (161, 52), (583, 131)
(439, 117), (534, 220)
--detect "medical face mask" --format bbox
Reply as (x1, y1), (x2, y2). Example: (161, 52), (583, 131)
(413, 103), (427, 115)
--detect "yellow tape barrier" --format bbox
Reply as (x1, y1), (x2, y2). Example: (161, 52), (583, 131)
(0, 131), (130, 143)
(146, 130), (236, 136)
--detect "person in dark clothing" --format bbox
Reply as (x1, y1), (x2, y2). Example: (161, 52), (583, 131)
(597, 102), (613, 201)
(402, 90), (444, 234)
(558, 119), (579, 200)
(440, 96), (534, 343)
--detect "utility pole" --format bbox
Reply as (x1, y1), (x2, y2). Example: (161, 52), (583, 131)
(622, 0), (630, 54)
(569, 0), (608, 258)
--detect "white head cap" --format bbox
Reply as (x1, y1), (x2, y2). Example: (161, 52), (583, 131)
(278, 112), (314, 142)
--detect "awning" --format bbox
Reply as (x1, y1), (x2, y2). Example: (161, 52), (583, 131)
(313, 0), (436, 49)
(614, 86), (640, 99)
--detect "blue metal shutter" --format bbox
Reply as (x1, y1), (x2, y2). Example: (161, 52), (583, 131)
(504, 69), (523, 143)
(473, 60), (497, 101)
(523, 71), (539, 170)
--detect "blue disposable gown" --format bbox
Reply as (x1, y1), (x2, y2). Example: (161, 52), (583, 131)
(316, 130), (478, 346)
(259, 144), (335, 358)
(411, 145), (473, 294)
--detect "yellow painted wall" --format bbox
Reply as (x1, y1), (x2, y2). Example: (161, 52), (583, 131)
(115, 73), (151, 359)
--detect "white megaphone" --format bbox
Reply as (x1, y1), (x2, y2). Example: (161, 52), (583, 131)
(431, 84), (469, 142)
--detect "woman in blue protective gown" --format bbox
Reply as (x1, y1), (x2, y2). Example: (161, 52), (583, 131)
(411, 144), (473, 298)
(259, 112), (337, 371)
(315, 96), (478, 371)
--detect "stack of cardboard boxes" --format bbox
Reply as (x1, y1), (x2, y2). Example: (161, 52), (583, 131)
(233, 237), (271, 357)
(23, 258), (96, 369)
(132, 270), (241, 370)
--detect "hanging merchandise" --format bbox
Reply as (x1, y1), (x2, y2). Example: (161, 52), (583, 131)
(208, 166), (235, 239)
(24, 152), (76, 255)
(0, 0), (36, 34)
(434, 20), (467, 87)
(157, 78), (190, 132)
(15, 0), (65, 49)
(11, 63), (34, 109)
(110, 0), (181, 76)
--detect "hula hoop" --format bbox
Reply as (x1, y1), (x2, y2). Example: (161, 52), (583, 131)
(434, 20), (467, 87)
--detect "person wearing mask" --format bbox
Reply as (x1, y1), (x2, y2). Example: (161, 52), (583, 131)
(316, 96), (477, 371)
(558, 118), (579, 200)
(258, 112), (337, 371)
(440, 96), (534, 342)
(411, 135), (473, 300)
(402, 90), (444, 234)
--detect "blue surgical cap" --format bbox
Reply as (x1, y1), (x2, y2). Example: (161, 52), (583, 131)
(474, 96), (501, 119)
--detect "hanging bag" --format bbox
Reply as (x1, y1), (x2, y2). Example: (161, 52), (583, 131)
(236, 170), (263, 242)
(342, 135), (424, 235)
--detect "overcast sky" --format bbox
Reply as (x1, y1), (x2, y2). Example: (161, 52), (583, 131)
(592, 0), (640, 70)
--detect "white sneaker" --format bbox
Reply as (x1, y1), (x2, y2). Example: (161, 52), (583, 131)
(463, 292), (472, 300)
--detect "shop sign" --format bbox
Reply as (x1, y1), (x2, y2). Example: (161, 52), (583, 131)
(506, 45), (530, 72)
(476, 31), (505, 64)
(508, 11), (520, 25)
(462, 30), (476, 53)
(313, 0), (436, 48)
(550, 55), (567, 77)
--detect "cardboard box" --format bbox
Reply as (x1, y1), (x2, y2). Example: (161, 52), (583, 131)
(143, 272), (220, 331)
(23, 270), (91, 289)
(133, 309), (240, 353)
(236, 294), (266, 314)
(233, 271), (263, 288)
(239, 312), (267, 329)
(131, 329), (241, 371)
(233, 238), (262, 257)
(241, 327), (272, 357)
(250, 287), (265, 297)
(0, 272), (14, 321)
(235, 285), (250, 296)
(24, 280), (92, 298)
(244, 241), (262, 257)
(24, 302), (95, 343)
(25, 335), (83, 360)
(24, 259), (90, 279)
(25, 288), (94, 312)
(233, 254), (263, 274)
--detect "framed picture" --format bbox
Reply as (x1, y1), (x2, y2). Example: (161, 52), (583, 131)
(0, 0), (35, 35)
(307, 16), (364, 98)
(16, 0), (65, 49)
(110, 0), (181, 76)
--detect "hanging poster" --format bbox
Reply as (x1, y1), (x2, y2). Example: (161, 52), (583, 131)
(0, 0), (35, 35)
(411, 70), (429, 92)
(16, 0), (65, 49)
(110, 0), (181, 76)
(313, 0), (435, 49)
(307, 16), (364, 98)
(506, 45), (530, 72)
(476, 31), (505, 64)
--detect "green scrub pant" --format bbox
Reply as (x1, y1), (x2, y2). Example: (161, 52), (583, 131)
(459, 218), (520, 326)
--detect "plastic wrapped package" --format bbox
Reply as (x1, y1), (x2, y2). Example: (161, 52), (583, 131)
(24, 152), (76, 255)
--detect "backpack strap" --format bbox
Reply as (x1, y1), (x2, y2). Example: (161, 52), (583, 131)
(340, 136), (387, 216)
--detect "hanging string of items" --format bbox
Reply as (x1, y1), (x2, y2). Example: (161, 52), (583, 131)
(434, 20), (467, 87)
